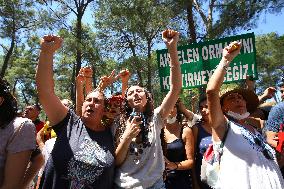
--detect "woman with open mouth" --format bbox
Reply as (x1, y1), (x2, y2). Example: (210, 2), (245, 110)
(112, 29), (182, 189)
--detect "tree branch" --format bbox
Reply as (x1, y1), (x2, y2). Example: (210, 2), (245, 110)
(0, 44), (9, 52)
(57, 0), (78, 15)
(193, 0), (207, 24)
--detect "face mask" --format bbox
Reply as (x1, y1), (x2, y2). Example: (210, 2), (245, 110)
(167, 116), (177, 124)
(226, 111), (250, 120)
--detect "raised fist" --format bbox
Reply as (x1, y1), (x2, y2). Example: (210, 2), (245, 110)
(40, 35), (63, 54)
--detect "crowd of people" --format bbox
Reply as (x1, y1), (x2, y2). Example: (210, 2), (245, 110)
(1, 29), (284, 189)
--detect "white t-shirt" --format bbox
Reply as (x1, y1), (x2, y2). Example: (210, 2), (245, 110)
(215, 120), (284, 189)
(112, 108), (165, 189)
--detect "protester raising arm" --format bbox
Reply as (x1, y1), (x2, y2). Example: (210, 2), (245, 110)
(258, 87), (277, 104)
(115, 29), (182, 167)
(204, 42), (284, 189)
(76, 68), (85, 116)
(36, 35), (68, 126)
(157, 29), (182, 120)
(84, 66), (93, 94)
(177, 99), (201, 126)
(120, 69), (130, 98)
(96, 70), (117, 92)
(206, 41), (241, 142)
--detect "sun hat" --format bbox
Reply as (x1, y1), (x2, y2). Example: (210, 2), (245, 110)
(220, 87), (259, 113)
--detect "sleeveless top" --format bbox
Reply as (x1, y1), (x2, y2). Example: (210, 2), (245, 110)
(162, 126), (192, 189)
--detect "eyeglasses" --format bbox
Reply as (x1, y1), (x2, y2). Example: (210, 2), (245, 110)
(254, 137), (274, 160)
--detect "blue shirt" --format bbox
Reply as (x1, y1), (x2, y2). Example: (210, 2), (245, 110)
(265, 102), (284, 132)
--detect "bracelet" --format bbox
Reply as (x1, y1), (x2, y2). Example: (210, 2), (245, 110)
(170, 65), (179, 68)
(217, 62), (228, 72)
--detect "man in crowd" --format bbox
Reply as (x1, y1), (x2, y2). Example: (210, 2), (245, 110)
(23, 104), (44, 133)
(22, 104), (45, 188)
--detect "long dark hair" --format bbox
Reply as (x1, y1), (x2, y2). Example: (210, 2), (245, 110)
(0, 78), (18, 128)
(175, 99), (184, 125)
(114, 86), (154, 147)
(124, 86), (154, 118)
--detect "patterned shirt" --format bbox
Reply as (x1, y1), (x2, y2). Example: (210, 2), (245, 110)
(40, 110), (115, 189)
(265, 102), (284, 132)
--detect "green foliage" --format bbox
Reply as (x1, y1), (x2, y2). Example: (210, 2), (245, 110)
(4, 36), (41, 110)
(94, 0), (176, 91)
(54, 24), (101, 100)
(164, 0), (284, 41)
(255, 33), (284, 92)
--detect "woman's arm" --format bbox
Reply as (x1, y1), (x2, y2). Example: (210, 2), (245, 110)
(178, 99), (196, 122)
(96, 70), (119, 92)
(120, 69), (130, 98)
(35, 35), (68, 126)
(84, 66), (93, 95)
(21, 152), (44, 189)
(158, 29), (182, 120)
(36, 127), (45, 150)
(0, 151), (32, 189)
(266, 131), (278, 148)
(178, 127), (195, 170)
(76, 69), (85, 116)
(206, 42), (241, 142)
(164, 127), (194, 170)
(258, 87), (276, 104)
(115, 117), (142, 166)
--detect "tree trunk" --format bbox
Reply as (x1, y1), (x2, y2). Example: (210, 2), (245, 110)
(71, 61), (76, 103)
(1, 36), (15, 77)
(129, 44), (143, 86)
(71, 12), (83, 104)
(12, 78), (18, 95)
(22, 89), (29, 105)
(206, 0), (215, 39)
(146, 41), (152, 92)
(187, 0), (197, 43)
(76, 15), (83, 78)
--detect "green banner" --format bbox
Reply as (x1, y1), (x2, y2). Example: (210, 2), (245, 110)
(156, 33), (257, 91)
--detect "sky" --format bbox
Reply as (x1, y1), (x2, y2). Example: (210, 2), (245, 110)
(81, 6), (284, 37)
(241, 11), (284, 35)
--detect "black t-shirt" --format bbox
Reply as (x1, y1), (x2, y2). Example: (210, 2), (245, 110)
(40, 110), (115, 189)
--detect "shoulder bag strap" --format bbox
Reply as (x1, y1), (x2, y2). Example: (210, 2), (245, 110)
(219, 121), (230, 149)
